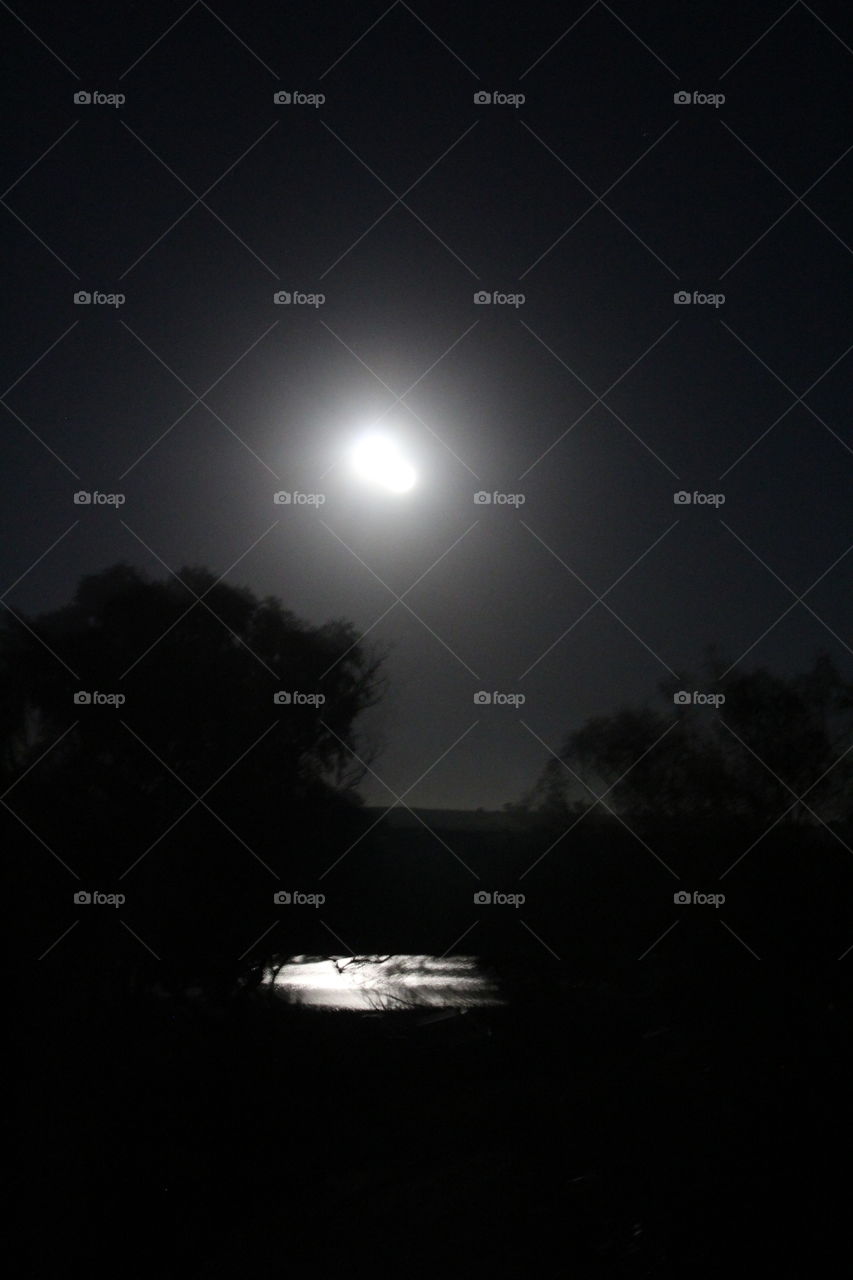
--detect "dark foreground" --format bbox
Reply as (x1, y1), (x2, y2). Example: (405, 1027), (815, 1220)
(18, 953), (850, 1277)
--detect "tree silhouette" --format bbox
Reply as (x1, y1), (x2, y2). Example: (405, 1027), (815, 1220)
(2, 563), (387, 987)
(521, 652), (852, 828)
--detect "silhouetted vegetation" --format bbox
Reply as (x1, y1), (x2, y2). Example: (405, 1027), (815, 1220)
(9, 584), (851, 1275)
(3, 563), (386, 990)
(519, 650), (853, 830)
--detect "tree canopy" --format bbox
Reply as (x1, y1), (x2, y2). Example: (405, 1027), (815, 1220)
(521, 652), (852, 829)
(2, 564), (387, 983)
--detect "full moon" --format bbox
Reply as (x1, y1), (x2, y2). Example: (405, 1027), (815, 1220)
(350, 432), (417, 494)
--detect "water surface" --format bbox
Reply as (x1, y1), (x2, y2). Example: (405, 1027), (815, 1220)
(260, 954), (503, 1012)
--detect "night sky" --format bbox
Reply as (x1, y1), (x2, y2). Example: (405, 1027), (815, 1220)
(2, 0), (851, 810)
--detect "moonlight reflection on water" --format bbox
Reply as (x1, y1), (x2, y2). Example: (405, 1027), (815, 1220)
(261, 955), (504, 1011)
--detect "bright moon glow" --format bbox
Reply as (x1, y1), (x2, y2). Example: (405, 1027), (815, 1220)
(350, 433), (416, 493)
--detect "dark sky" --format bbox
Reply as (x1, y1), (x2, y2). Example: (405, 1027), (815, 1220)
(2, 0), (851, 809)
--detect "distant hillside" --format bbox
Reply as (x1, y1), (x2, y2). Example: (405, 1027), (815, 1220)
(363, 807), (523, 833)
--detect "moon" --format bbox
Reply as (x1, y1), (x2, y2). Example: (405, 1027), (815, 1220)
(349, 432), (417, 494)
